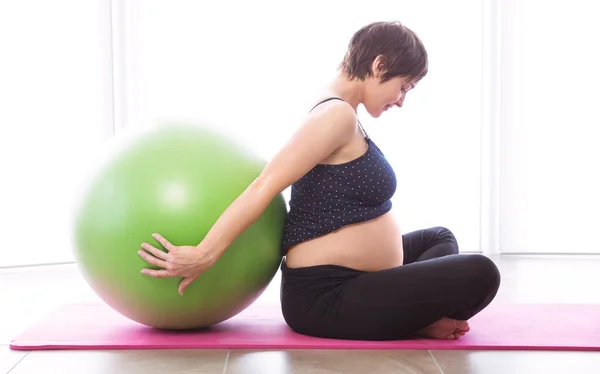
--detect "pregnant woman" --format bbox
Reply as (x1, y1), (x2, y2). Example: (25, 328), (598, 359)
(138, 20), (501, 341)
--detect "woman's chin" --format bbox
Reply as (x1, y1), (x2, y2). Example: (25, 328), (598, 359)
(365, 107), (384, 119)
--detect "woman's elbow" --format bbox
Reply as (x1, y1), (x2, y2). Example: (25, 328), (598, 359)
(248, 176), (285, 204)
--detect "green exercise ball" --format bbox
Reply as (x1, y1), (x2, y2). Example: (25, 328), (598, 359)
(71, 123), (286, 329)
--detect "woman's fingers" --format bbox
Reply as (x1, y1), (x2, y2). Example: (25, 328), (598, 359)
(152, 233), (176, 252)
(141, 242), (169, 260)
(137, 233), (195, 281)
(141, 268), (173, 278)
(138, 246), (169, 268)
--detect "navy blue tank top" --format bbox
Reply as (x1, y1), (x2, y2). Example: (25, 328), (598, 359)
(281, 97), (397, 254)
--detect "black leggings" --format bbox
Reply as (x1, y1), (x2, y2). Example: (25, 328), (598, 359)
(280, 226), (501, 340)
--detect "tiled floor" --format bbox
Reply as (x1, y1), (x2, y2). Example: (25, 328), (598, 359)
(2, 255), (600, 373)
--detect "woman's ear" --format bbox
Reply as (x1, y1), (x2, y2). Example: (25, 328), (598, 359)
(371, 54), (387, 80)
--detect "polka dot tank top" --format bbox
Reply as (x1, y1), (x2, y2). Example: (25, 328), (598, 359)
(281, 97), (397, 255)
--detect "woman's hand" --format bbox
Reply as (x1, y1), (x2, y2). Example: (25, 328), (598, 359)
(138, 233), (218, 295)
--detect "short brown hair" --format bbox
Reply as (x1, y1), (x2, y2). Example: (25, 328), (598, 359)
(339, 21), (428, 83)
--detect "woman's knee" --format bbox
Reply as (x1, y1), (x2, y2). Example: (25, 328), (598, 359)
(432, 226), (456, 241)
(462, 254), (501, 294)
(431, 226), (459, 254)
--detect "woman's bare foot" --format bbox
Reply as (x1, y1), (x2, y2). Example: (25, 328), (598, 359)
(416, 317), (470, 340)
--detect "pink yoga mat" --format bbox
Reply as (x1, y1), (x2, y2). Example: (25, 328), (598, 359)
(10, 302), (600, 351)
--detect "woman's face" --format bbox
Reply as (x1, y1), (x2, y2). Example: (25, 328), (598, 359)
(364, 75), (417, 118)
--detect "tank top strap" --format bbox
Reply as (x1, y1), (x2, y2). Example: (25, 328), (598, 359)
(309, 97), (369, 140)
(309, 97), (345, 112)
(357, 118), (370, 140)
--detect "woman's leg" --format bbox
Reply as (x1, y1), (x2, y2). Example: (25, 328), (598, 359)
(402, 226), (459, 264)
(316, 254), (501, 341)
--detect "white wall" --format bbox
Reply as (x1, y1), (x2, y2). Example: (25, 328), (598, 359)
(119, 0), (484, 252)
(499, 0), (600, 253)
(0, 1), (114, 267)
(7, 0), (596, 267)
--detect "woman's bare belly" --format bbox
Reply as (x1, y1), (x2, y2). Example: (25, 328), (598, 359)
(284, 211), (404, 272)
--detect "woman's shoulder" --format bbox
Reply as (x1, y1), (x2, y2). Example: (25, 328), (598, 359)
(307, 95), (353, 113)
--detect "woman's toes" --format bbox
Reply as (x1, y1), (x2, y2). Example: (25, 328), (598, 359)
(453, 320), (470, 330)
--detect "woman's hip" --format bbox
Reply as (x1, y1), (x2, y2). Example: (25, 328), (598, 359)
(279, 259), (363, 336)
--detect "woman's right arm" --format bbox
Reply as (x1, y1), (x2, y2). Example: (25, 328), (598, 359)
(197, 101), (358, 260)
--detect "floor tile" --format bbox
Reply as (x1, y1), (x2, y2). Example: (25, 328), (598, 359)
(0, 264), (90, 345)
(226, 349), (441, 374)
(9, 349), (228, 374)
(3, 255), (600, 373)
(0, 346), (28, 374)
(431, 350), (600, 374)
